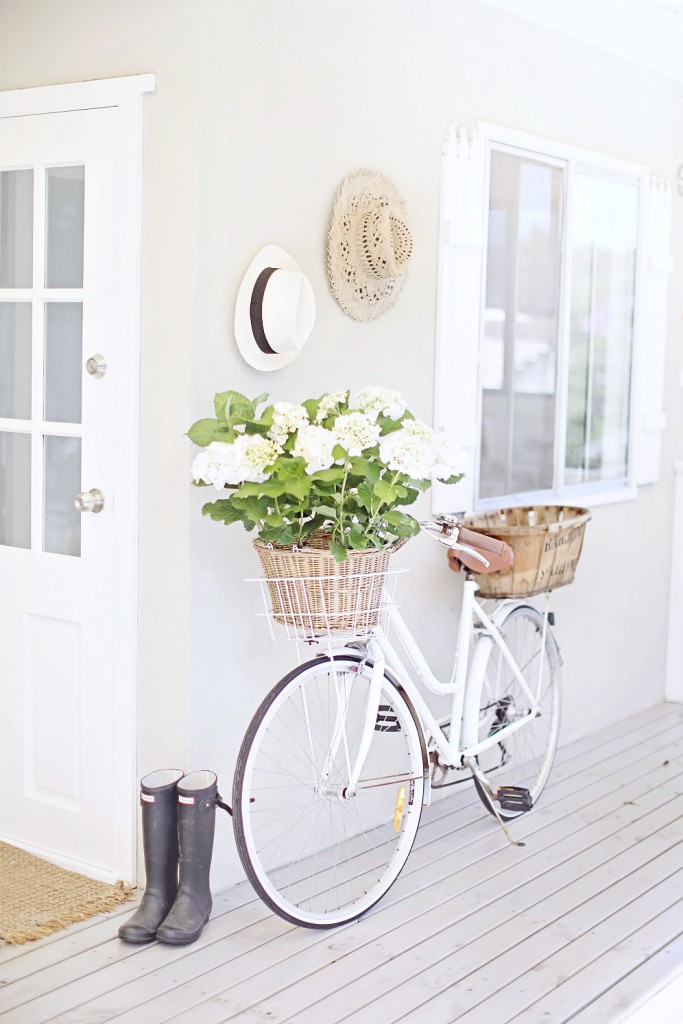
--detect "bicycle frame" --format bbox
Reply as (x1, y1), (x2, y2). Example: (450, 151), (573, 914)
(324, 576), (546, 791)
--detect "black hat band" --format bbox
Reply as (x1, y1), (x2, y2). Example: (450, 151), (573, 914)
(250, 267), (277, 355)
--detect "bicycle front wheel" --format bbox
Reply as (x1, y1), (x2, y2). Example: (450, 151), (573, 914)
(474, 603), (562, 819)
(233, 654), (426, 927)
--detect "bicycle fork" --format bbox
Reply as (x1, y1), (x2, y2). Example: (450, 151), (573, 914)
(319, 638), (386, 797)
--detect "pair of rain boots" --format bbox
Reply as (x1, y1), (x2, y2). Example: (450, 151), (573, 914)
(118, 769), (220, 945)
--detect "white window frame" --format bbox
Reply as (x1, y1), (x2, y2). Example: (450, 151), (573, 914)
(433, 122), (673, 516)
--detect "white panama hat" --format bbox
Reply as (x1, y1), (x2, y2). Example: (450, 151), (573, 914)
(234, 245), (316, 371)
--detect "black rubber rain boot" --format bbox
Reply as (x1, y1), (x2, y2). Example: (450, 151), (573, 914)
(118, 769), (185, 943)
(156, 771), (218, 945)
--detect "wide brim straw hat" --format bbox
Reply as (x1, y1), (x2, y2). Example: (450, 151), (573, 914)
(326, 169), (413, 322)
(234, 245), (316, 371)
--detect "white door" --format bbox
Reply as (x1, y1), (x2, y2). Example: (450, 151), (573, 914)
(0, 94), (143, 883)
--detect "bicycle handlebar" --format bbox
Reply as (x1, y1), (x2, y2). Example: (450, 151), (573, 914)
(419, 520), (491, 568)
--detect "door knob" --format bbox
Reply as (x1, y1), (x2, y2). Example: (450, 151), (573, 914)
(74, 488), (105, 513)
(85, 354), (107, 378)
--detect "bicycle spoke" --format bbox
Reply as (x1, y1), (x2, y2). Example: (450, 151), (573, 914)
(233, 655), (424, 926)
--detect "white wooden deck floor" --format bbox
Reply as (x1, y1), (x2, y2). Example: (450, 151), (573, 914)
(2, 702), (683, 1024)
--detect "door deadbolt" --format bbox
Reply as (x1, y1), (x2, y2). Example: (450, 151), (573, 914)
(74, 489), (105, 513)
(85, 354), (107, 378)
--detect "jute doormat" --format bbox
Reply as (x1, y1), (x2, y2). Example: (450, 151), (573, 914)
(0, 841), (133, 945)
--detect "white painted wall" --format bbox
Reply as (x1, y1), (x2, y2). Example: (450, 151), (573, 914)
(0, 0), (681, 890)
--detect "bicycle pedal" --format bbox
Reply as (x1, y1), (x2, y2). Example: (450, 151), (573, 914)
(496, 786), (533, 812)
(375, 705), (401, 733)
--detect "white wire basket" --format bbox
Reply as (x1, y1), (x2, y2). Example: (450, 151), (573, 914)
(249, 568), (406, 642)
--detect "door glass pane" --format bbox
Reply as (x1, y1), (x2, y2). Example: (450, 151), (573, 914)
(480, 151), (564, 499)
(44, 303), (82, 423)
(565, 175), (638, 484)
(0, 303), (32, 419)
(0, 169), (34, 288)
(45, 166), (85, 288)
(0, 431), (31, 549)
(44, 434), (81, 557)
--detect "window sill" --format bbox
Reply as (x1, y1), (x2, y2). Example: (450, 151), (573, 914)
(474, 483), (638, 513)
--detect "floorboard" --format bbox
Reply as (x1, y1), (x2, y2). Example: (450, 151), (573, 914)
(1, 702), (681, 1024)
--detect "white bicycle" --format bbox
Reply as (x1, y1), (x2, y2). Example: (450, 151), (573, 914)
(232, 518), (562, 927)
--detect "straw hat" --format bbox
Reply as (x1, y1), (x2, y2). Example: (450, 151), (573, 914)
(234, 245), (316, 371)
(326, 169), (413, 322)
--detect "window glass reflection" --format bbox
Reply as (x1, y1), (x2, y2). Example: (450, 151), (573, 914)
(565, 175), (638, 484)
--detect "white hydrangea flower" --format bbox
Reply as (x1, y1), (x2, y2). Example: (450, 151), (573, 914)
(267, 401), (310, 446)
(379, 420), (437, 480)
(292, 424), (337, 474)
(191, 435), (280, 490)
(356, 386), (407, 422)
(315, 390), (349, 422)
(401, 418), (435, 444)
(432, 434), (467, 481)
(333, 412), (381, 457)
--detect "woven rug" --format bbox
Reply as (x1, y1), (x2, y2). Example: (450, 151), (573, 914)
(0, 841), (133, 945)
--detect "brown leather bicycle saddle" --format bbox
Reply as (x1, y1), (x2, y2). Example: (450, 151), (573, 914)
(447, 527), (514, 575)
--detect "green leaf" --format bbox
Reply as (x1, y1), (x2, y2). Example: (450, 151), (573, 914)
(356, 482), (375, 511)
(302, 398), (320, 422)
(328, 539), (348, 562)
(313, 505), (339, 518)
(244, 420), (270, 436)
(382, 511), (421, 537)
(213, 423), (235, 441)
(235, 479), (286, 499)
(379, 410), (415, 436)
(241, 496), (268, 523)
(299, 514), (327, 538)
(281, 477), (311, 502)
(397, 487), (420, 506)
(201, 500), (244, 526)
(438, 473), (464, 486)
(374, 478), (398, 504)
(347, 529), (369, 550)
(274, 455), (307, 476)
(349, 458), (381, 484)
(214, 390), (252, 420)
(255, 404), (274, 427)
(187, 418), (221, 447)
(309, 467), (346, 483)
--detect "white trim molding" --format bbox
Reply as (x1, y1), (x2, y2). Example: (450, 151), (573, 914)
(432, 123), (486, 516)
(0, 74), (155, 119)
(665, 461), (683, 704)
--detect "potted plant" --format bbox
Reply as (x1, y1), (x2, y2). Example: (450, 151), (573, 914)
(188, 387), (464, 629)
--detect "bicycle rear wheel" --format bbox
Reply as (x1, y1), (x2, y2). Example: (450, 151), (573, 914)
(233, 653), (426, 927)
(473, 603), (561, 819)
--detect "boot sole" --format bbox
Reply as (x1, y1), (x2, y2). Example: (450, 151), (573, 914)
(156, 910), (211, 945)
(118, 931), (158, 944)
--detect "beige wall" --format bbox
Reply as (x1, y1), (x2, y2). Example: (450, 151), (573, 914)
(1, 0), (681, 889)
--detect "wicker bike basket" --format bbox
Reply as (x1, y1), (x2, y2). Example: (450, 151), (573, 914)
(253, 534), (397, 635)
(461, 506), (591, 598)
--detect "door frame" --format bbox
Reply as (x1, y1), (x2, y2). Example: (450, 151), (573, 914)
(0, 74), (155, 882)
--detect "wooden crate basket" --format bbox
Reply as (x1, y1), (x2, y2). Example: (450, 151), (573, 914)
(461, 506), (591, 598)
(253, 535), (396, 636)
